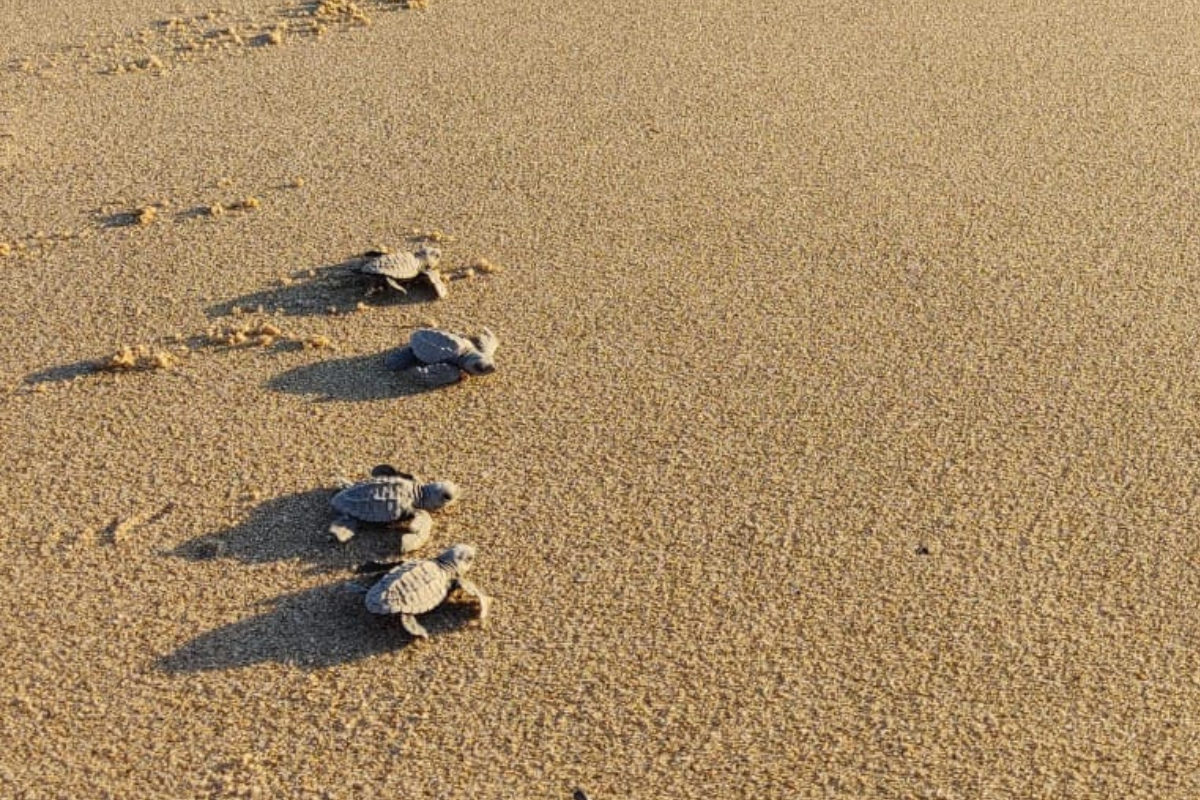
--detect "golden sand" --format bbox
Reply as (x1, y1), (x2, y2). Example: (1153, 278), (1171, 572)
(2, 0), (1199, 797)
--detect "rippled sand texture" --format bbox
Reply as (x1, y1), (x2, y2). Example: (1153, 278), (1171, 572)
(2, 1), (1200, 797)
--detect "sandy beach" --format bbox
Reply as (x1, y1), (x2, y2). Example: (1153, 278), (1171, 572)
(2, 0), (1199, 796)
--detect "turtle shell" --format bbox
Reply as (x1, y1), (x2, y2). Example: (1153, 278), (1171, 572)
(366, 558), (455, 615)
(331, 476), (419, 522)
(409, 328), (473, 364)
(359, 251), (425, 281)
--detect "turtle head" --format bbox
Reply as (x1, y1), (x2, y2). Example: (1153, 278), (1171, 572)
(416, 244), (442, 268)
(462, 330), (499, 375)
(438, 543), (477, 576)
(461, 353), (497, 376)
(418, 480), (461, 510)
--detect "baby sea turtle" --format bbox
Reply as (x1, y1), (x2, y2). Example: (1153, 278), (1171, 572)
(328, 464), (460, 551)
(360, 543), (491, 638)
(384, 327), (500, 386)
(357, 245), (448, 300)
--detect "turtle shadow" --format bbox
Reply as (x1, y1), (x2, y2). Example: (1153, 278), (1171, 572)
(168, 488), (415, 573)
(157, 580), (480, 672)
(24, 359), (103, 386)
(267, 351), (442, 402)
(288, 0), (408, 19)
(97, 210), (143, 228)
(174, 205), (220, 222)
(207, 258), (440, 319)
(22, 332), (293, 388)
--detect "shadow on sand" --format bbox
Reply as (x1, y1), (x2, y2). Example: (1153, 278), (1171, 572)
(157, 580), (480, 672)
(206, 257), (441, 319)
(23, 333), (293, 388)
(24, 359), (105, 385)
(169, 488), (425, 574)
(266, 351), (442, 402)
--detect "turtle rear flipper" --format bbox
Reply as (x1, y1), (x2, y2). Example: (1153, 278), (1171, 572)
(329, 516), (358, 543)
(340, 580), (372, 596)
(383, 346), (419, 371)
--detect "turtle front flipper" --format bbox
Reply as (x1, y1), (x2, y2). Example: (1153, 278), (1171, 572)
(370, 464), (400, 477)
(396, 510), (434, 553)
(456, 577), (492, 624)
(474, 327), (500, 358)
(383, 346), (419, 371)
(422, 269), (449, 300)
(411, 363), (464, 387)
(401, 614), (429, 639)
(329, 515), (358, 543)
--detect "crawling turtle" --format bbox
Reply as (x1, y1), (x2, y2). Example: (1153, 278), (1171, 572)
(384, 327), (500, 386)
(357, 245), (448, 300)
(329, 464), (460, 551)
(358, 543), (491, 638)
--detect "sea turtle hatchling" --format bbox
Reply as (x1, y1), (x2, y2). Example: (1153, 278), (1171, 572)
(359, 543), (491, 638)
(328, 464), (460, 550)
(384, 326), (500, 387)
(356, 245), (448, 300)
